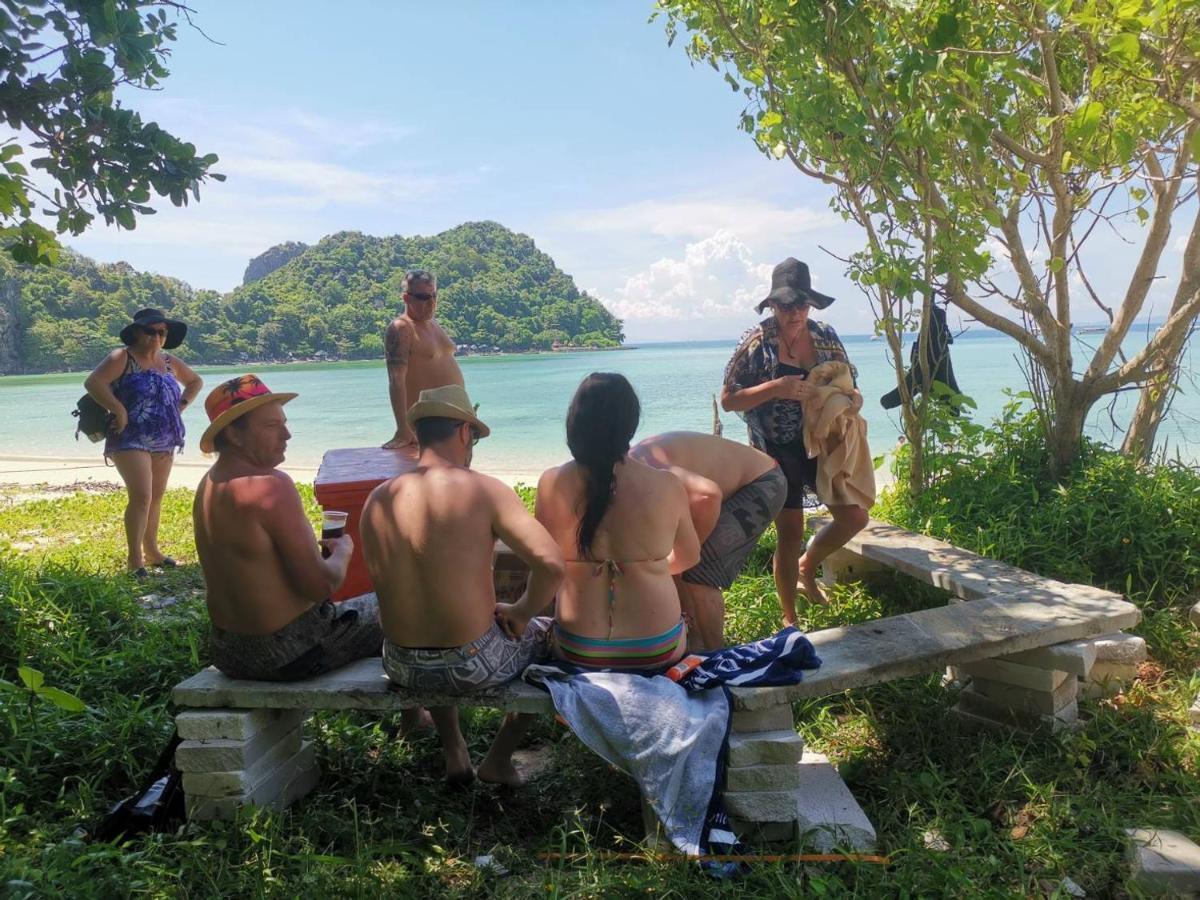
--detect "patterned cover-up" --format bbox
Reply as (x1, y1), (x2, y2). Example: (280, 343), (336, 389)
(104, 352), (186, 457)
(722, 317), (856, 448)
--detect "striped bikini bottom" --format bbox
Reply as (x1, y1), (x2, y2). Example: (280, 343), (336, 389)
(552, 618), (687, 671)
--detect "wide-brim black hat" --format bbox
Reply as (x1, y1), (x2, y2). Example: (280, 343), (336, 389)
(120, 308), (187, 350)
(755, 258), (836, 313)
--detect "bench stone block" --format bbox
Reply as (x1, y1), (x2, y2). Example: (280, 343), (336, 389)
(794, 751), (876, 852)
(1089, 633), (1148, 665)
(185, 741), (318, 821)
(1082, 661), (1140, 699)
(729, 818), (797, 845)
(725, 789), (804, 823)
(176, 720), (303, 773)
(997, 641), (1098, 678)
(1190, 698), (1200, 728)
(725, 762), (804, 793)
(955, 688), (1078, 733)
(1126, 827), (1200, 896)
(176, 707), (305, 741)
(964, 673), (1078, 717)
(959, 658), (1070, 692)
(181, 728), (304, 796)
(1189, 601), (1200, 629)
(731, 704), (796, 734)
(727, 730), (805, 767)
(817, 547), (885, 588)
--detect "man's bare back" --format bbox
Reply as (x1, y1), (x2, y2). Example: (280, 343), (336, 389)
(631, 431), (776, 499)
(361, 465), (502, 647)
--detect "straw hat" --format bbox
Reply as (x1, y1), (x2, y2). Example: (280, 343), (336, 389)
(199, 374), (298, 453)
(406, 384), (490, 437)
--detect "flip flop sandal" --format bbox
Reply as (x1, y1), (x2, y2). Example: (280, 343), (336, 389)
(154, 557), (178, 568)
(131, 567), (149, 579)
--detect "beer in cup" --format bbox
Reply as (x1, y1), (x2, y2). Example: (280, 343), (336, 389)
(320, 510), (349, 557)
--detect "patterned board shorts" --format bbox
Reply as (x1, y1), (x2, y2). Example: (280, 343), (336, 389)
(383, 616), (553, 695)
(681, 466), (788, 589)
(209, 593), (384, 682)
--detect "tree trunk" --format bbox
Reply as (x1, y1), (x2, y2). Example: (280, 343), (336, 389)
(1047, 384), (1088, 476)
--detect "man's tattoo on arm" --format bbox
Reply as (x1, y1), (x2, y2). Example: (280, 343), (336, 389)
(385, 325), (411, 367)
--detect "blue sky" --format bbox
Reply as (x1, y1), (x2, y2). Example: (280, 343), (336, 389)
(60, 1), (1192, 342)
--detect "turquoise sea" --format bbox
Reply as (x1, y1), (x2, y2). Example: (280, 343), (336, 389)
(1, 332), (1197, 479)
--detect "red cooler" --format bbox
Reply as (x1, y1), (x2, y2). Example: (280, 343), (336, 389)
(313, 447), (531, 602)
(314, 447), (417, 601)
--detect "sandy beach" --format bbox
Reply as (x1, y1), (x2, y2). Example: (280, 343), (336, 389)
(0, 453), (542, 504)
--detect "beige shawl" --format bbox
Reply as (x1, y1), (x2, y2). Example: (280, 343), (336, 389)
(801, 361), (876, 509)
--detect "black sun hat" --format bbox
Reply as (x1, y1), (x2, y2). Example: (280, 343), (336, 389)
(755, 258), (836, 313)
(119, 308), (187, 350)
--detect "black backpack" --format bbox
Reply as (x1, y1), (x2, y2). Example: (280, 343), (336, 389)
(91, 732), (185, 842)
(73, 394), (111, 443)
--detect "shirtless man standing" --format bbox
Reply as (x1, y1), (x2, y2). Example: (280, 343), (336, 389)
(193, 375), (384, 682)
(630, 431), (786, 651)
(382, 270), (464, 451)
(361, 385), (564, 786)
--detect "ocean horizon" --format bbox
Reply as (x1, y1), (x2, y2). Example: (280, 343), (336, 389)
(1, 331), (1196, 480)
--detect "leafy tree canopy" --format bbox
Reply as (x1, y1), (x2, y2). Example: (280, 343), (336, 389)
(0, 0), (223, 265)
(0, 220), (624, 372)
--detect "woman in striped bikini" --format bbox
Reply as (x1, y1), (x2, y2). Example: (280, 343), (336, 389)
(535, 373), (701, 670)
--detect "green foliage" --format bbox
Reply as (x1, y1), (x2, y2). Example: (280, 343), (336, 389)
(877, 397), (1200, 633)
(0, 1), (223, 264)
(1, 221), (624, 372)
(0, 481), (1197, 895)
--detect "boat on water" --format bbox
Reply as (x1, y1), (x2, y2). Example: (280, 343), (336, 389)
(1075, 325), (1108, 334)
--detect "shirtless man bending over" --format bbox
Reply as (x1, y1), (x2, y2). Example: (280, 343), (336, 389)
(361, 385), (564, 786)
(630, 431), (786, 651)
(193, 375), (385, 683)
(382, 270), (464, 451)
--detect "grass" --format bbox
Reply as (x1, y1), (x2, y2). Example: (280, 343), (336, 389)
(0, 484), (1198, 898)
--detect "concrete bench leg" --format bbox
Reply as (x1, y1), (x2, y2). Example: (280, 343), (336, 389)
(816, 547), (885, 589)
(723, 700), (876, 851)
(175, 708), (318, 821)
(953, 631), (1147, 733)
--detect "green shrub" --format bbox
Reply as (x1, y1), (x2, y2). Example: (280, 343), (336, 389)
(877, 397), (1200, 610)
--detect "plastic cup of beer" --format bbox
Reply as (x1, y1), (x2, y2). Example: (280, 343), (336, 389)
(320, 510), (349, 557)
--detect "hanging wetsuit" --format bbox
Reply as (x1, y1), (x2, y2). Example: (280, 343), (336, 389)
(880, 303), (961, 409)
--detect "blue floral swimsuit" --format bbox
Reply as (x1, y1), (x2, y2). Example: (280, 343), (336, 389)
(104, 351), (186, 457)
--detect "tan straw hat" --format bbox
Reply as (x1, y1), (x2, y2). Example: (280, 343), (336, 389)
(199, 374), (298, 453)
(406, 384), (490, 437)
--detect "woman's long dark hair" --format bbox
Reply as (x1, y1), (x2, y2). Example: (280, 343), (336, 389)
(566, 372), (640, 559)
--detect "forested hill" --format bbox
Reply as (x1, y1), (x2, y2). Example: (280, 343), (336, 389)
(0, 221), (624, 374)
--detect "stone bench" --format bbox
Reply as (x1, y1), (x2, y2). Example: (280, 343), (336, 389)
(173, 585), (1138, 849)
(813, 517), (1150, 705)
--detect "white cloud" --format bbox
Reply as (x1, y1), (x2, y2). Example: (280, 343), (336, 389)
(601, 230), (773, 321)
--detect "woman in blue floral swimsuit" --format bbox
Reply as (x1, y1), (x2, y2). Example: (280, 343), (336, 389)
(85, 309), (203, 577)
(722, 259), (869, 624)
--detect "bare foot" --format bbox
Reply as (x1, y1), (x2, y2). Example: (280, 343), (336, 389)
(398, 707), (434, 738)
(443, 744), (475, 786)
(477, 755), (526, 788)
(797, 556), (829, 606)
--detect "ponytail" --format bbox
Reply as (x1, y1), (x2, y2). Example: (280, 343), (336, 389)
(565, 373), (641, 559)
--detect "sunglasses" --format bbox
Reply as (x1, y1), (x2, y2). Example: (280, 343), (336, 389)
(143, 327), (168, 337)
(466, 424), (481, 445)
(408, 291), (435, 302)
(772, 301), (809, 312)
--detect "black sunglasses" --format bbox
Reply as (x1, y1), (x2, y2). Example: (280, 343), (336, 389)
(466, 424), (481, 445)
(408, 291), (435, 302)
(142, 326), (168, 337)
(772, 300), (809, 312)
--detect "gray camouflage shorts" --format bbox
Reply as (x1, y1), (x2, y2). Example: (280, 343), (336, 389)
(210, 593), (384, 681)
(681, 466), (788, 590)
(383, 617), (552, 695)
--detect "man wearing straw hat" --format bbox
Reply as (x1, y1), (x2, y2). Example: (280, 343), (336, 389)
(193, 374), (385, 683)
(360, 384), (565, 786)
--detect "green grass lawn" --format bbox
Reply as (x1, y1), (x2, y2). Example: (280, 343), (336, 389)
(1, 486), (1197, 898)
